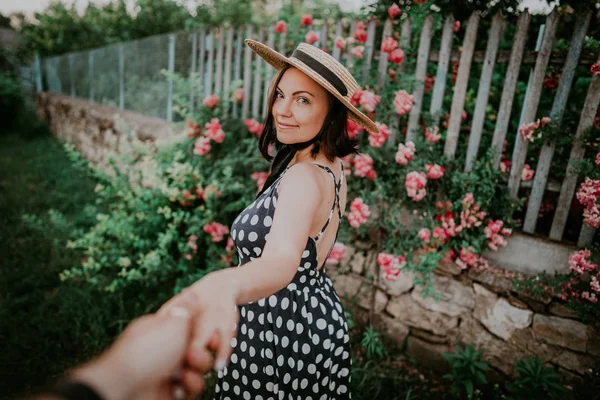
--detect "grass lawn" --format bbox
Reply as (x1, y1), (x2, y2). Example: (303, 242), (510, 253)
(0, 128), (120, 398)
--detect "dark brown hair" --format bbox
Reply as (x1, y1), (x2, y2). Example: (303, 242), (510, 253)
(258, 64), (359, 163)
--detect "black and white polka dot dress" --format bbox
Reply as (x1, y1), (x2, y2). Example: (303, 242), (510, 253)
(214, 160), (352, 400)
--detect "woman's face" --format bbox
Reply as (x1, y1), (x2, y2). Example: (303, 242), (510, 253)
(272, 67), (330, 144)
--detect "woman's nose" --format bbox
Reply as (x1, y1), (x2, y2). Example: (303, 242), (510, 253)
(275, 98), (293, 117)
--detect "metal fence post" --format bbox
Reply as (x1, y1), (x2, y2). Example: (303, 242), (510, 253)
(69, 54), (75, 97)
(34, 54), (42, 93)
(89, 51), (94, 102)
(119, 44), (125, 109)
(167, 34), (176, 122)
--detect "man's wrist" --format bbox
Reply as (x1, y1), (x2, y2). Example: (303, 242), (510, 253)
(68, 351), (136, 400)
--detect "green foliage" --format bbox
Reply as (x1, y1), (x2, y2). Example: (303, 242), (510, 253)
(442, 344), (491, 399)
(505, 357), (569, 400)
(0, 131), (128, 397)
(360, 324), (386, 359)
(0, 72), (24, 133)
(17, 0), (192, 58)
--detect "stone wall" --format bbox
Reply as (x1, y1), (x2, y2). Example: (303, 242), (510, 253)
(38, 92), (598, 384)
(329, 244), (599, 384)
(36, 92), (177, 165)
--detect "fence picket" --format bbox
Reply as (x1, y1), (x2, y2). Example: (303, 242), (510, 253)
(332, 20), (343, 61)
(549, 73), (600, 241)
(232, 26), (243, 118)
(387, 17), (412, 148)
(443, 11), (479, 159)
(407, 14), (434, 142)
(430, 14), (455, 127)
(198, 29), (206, 105)
(119, 44), (125, 110)
(318, 20), (329, 50)
(189, 31), (197, 113)
(88, 51), (94, 102)
(344, 20), (357, 69)
(223, 26), (234, 118)
(205, 30), (215, 97)
(377, 19), (394, 91)
(465, 12), (504, 171)
(262, 27), (276, 120)
(242, 24), (254, 119)
(507, 9), (559, 200)
(523, 9), (592, 233)
(362, 20), (377, 82)
(214, 26), (225, 96)
(252, 28), (265, 118)
(167, 34), (175, 122)
(490, 11), (530, 168)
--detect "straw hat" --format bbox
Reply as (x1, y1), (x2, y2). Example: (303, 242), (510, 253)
(245, 39), (379, 134)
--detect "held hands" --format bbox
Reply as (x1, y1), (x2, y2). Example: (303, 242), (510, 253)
(66, 271), (240, 400)
(158, 271), (241, 383)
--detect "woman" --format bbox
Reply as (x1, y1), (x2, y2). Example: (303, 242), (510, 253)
(161, 39), (379, 399)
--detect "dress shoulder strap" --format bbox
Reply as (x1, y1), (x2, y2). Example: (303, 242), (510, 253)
(310, 159), (344, 242)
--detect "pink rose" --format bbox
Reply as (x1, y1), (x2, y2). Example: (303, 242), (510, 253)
(358, 90), (381, 113)
(583, 205), (600, 228)
(519, 120), (541, 142)
(425, 164), (445, 179)
(193, 137), (211, 155)
(326, 242), (347, 265)
(595, 152), (600, 166)
(353, 27), (367, 43)
(405, 171), (427, 201)
(203, 222), (230, 243)
(381, 37), (398, 53)
(393, 89), (413, 116)
(568, 249), (598, 276)
(418, 228), (431, 242)
(353, 153), (376, 180)
(521, 164), (535, 181)
(388, 48), (404, 64)
(388, 3), (401, 19)
(204, 118), (225, 143)
(576, 178), (600, 208)
(424, 126), (441, 143)
(230, 88), (244, 103)
(368, 122), (390, 148)
(454, 21), (460, 33)
(591, 61), (600, 76)
(244, 118), (264, 136)
(251, 171), (268, 193)
(395, 141), (415, 166)
(300, 14), (313, 26)
(203, 94), (219, 109)
(334, 36), (346, 50)
(348, 198), (371, 228)
(500, 160), (511, 174)
(305, 30), (318, 45)
(275, 20), (287, 33)
(351, 46), (365, 59)
(347, 119), (363, 139)
(540, 116), (551, 128)
(350, 89), (363, 106)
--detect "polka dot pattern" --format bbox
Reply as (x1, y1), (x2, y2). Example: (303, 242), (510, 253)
(216, 161), (350, 399)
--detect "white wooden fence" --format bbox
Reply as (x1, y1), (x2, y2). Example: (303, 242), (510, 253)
(37, 9), (600, 248)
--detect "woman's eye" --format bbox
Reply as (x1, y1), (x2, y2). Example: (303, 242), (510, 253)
(298, 97), (310, 105)
(276, 92), (283, 99)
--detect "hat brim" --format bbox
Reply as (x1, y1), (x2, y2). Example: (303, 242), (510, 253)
(245, 39), (379, 135)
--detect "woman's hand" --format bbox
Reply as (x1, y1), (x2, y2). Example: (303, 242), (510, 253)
(159, 270), (241, 373)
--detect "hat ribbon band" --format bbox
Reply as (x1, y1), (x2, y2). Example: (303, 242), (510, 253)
(290, 49), (348, 97)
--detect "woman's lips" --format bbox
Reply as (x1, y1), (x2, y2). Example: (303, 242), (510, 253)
(277, 122), (298, 130)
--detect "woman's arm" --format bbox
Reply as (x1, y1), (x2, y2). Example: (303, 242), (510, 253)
(197, 163), (324, 305)
(158, 163), (324, 370)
